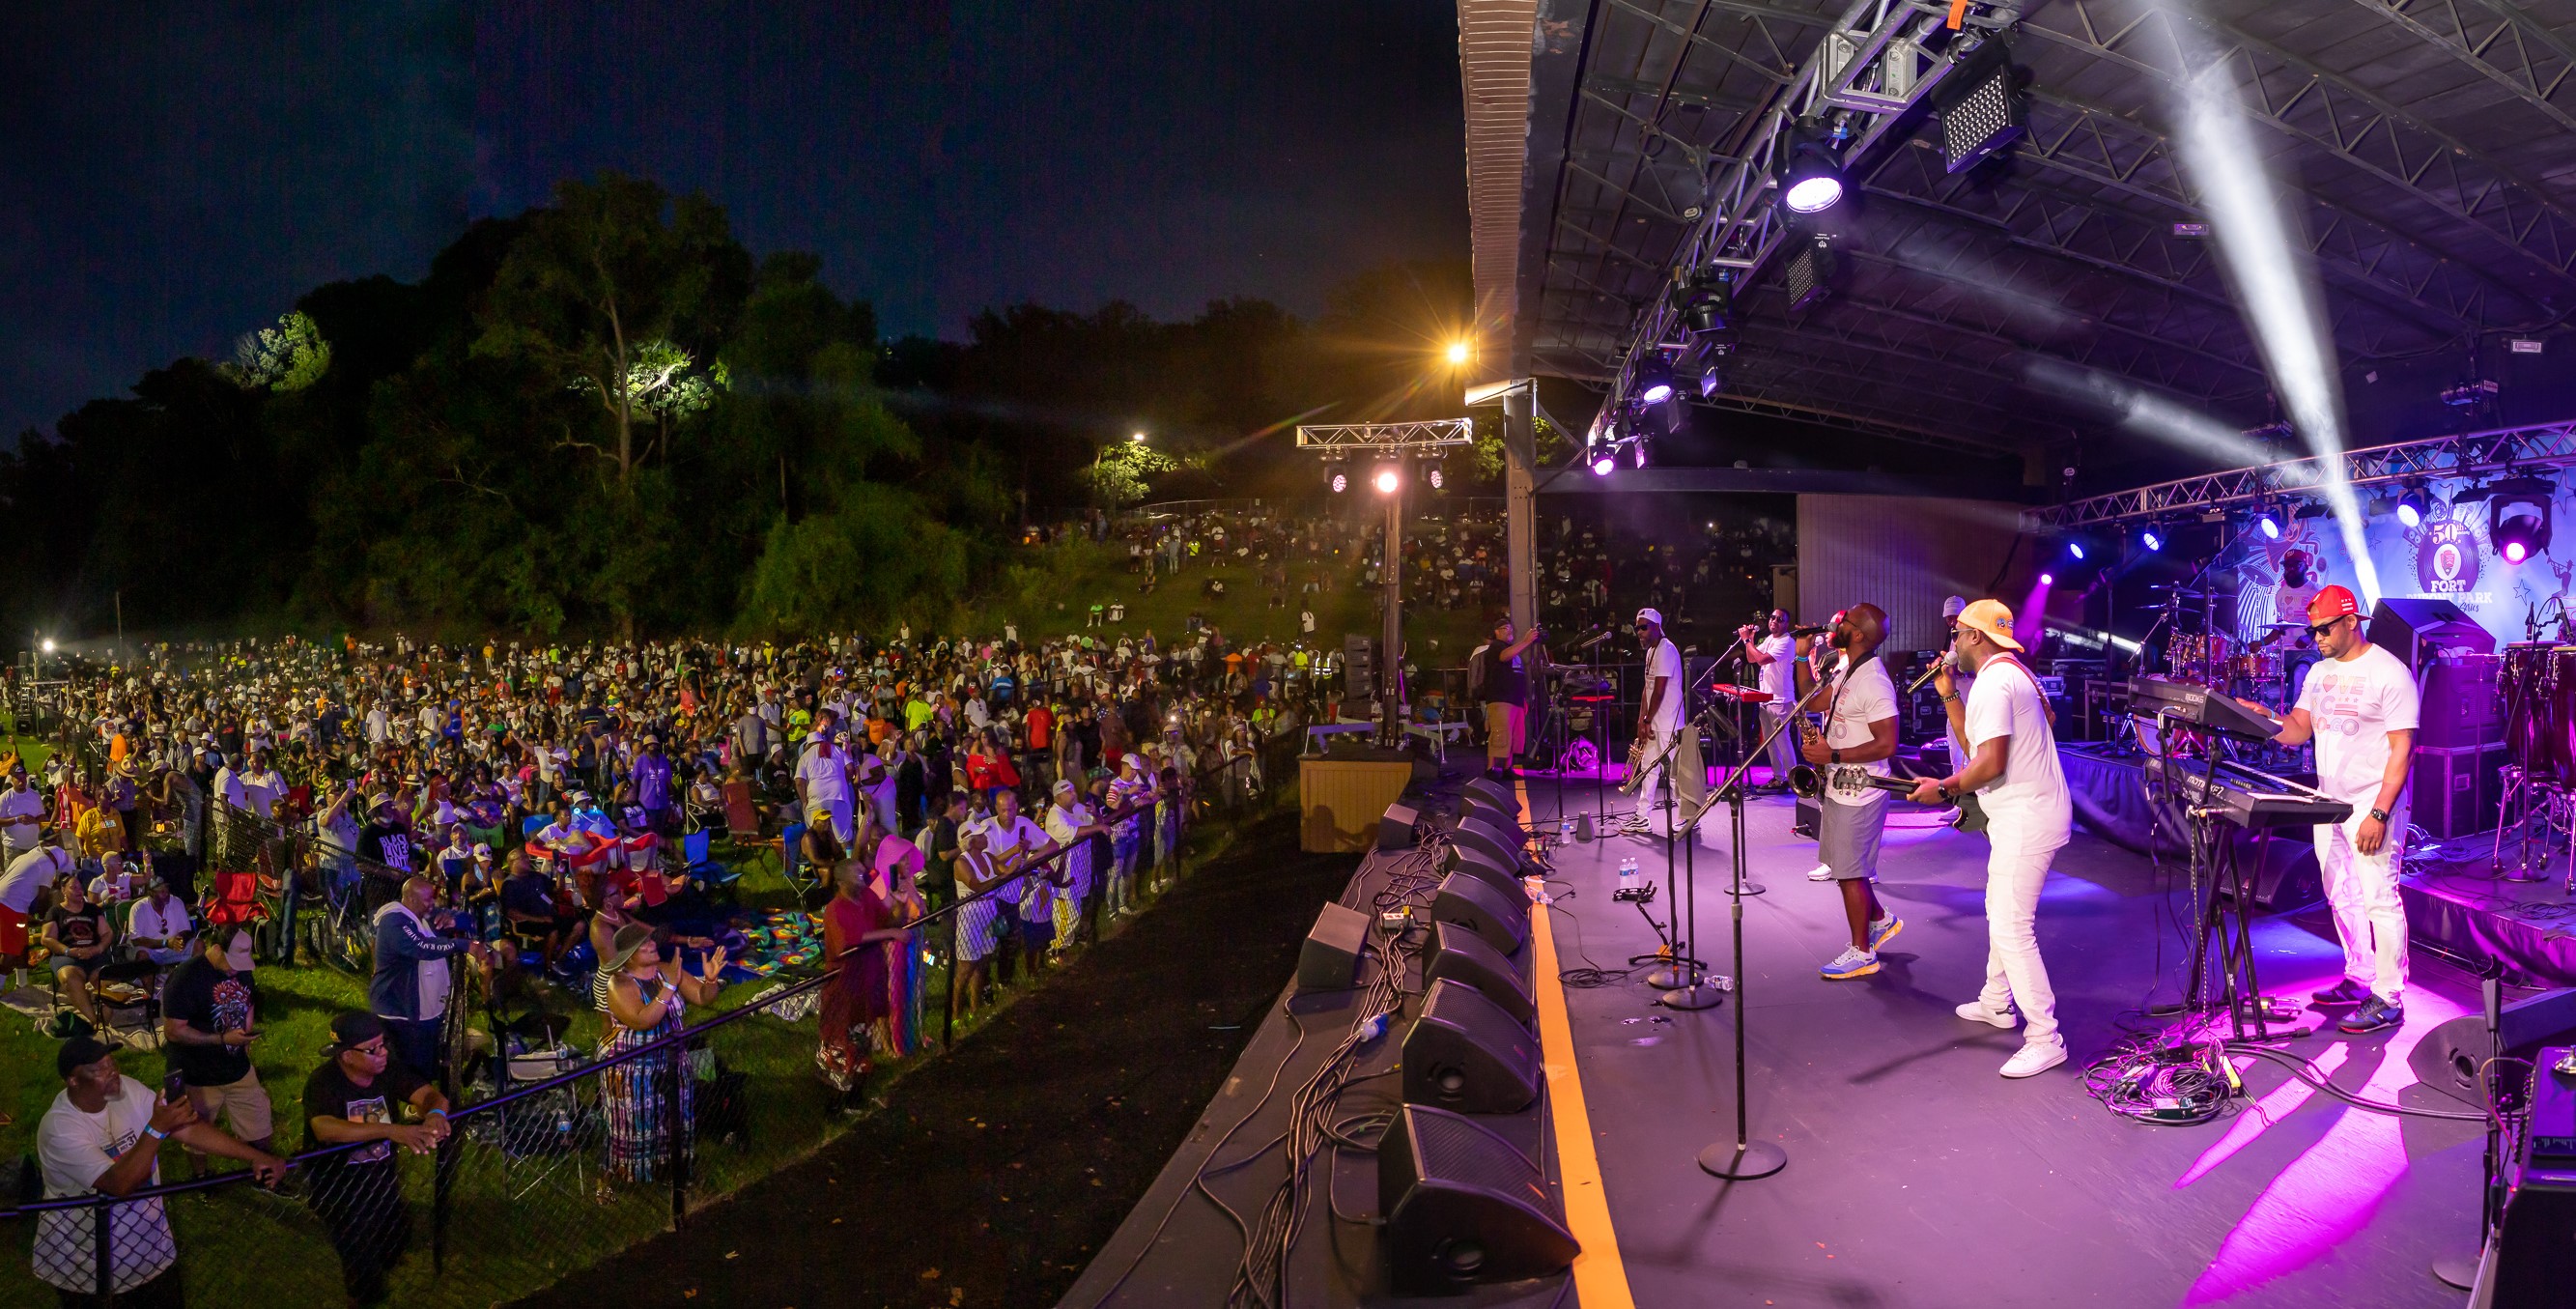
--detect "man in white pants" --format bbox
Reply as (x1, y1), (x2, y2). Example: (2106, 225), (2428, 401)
(2237, 583), (2417, 1034)
(1619, 609), (1694, 839)
(1737, 610), (1803, 792)
(1911, 599), (2075, 1079)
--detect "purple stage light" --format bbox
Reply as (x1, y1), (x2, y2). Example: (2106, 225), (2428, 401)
(1591, 454), (1615, 476)
(2039, 571), (2053, 585)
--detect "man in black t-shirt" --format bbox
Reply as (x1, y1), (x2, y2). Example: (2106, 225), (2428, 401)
(1477, 616), (1542, 778)
(162, 927), (275, 1173)
(304, 1012), (449, 1307)
(354, 800), (414, 914)
(41, 875), (115, 1028)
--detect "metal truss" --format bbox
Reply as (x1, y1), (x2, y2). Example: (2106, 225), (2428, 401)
(2021, 1), (2576, 295)
(1294, 420), (1477, 452)
(2025, 418), (2576, 527)
(1603, 0), (2025, 413)
(2347, 0), (2576, 138)
(2009, 91), (2534, 334)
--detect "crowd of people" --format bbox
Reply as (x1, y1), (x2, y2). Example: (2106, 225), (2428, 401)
(1537, 511), (1793, 645)
(9, 622), (1327, 1306)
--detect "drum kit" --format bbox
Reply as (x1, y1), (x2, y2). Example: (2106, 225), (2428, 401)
(2150, 583), (2300, 708)
(2496, 641), (2576, 883)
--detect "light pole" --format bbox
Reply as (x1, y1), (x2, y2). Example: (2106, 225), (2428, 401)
(1296, 419), (1473, 749)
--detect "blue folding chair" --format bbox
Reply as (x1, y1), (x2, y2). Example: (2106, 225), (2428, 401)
(778, 820), (816, 903)
(683, 828), (743, 903)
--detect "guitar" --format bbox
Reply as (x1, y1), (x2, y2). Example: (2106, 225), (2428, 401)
(1787, 764), (1988, 832)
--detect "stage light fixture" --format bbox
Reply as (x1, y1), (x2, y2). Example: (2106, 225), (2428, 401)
(1324, 459), (1349, 494)
(2039, 572), (2054, 585)
(1420, 453), (1447, 492)
(1633, 358), (1676, 406)
(2490, 479), (2554, 564)
(2066, 541), (2086, 561)
(2394, 482), (2429, 528)
(1372, 462), (1402, 496)
(2259, 512), (2280, 539)
(1445, 340), (1471, 366)
(1632, 439), (1649, 470)
(1698, 365), (1724, 400)
(1774, 119), (1846, 213)
(1786, 236), (1839, 313)
(2140, 524), (2164, 553)
(1934, 37), (2026, 175)
(1675, 271), (1732, 335)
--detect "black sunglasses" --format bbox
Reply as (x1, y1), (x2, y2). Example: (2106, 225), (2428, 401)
(2306, 614), (2352, 640)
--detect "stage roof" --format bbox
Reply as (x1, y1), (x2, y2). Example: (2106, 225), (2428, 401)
(1461, 0), (2576, 458)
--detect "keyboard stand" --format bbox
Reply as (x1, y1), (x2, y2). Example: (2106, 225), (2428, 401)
(2183, 806), (2307, 1042)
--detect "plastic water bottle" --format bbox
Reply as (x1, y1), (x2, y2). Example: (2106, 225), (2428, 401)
(1560, 816), (1573, 839)
(1619, 857), (1638, 892)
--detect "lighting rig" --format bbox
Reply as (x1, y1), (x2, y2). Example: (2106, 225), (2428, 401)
(1596, 0), (2027, 426)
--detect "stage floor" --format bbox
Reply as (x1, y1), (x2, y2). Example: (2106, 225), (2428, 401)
(1068, 774), (2489, 1309)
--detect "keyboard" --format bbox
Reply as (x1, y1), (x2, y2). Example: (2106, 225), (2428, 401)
(2141, 754), (2354, 829)
(2127, 675), (2280, 741)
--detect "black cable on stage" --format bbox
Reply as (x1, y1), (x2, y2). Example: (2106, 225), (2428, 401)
(2225, 1042), (2490, 1123)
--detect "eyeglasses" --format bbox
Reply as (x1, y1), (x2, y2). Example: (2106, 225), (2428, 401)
(2305, 614), (2352, 640)
(352, 1041), (388, 1057)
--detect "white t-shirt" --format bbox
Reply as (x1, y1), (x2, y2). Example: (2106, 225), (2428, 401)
(796, 743), (853, 809)
(0, 785), (46, 852)
(1755, 634), (1797, 704)
(1820, 657), (1899, 806)
(1963, 656), (2072, 834)
(1, 845), (71, 913)
(1642, 639), (1685, 734)
(2295, 642), (2421, 807)
(37, 1076), (178, 1295)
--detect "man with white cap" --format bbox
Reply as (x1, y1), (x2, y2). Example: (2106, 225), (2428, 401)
(1620, 608), (1698, 838)
(1909, 598), (2075, 1078)
(2235, 583), (2418, 1034)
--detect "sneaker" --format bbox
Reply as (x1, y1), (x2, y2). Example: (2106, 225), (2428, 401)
(1820, 945), (1880, 980)
(2336, 995), (2405, 1035)
(2309, 979), (2371, 1007)
(2000, 1041), (2068, 1078)
(1867, 916), (1903, 952)
(1806, 863), (1834, 882)
(1616, 817), (1655, 838)
(1955, 999), (2018, 1029)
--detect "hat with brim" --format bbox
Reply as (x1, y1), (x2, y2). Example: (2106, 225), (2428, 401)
(1955, 598), (2024, 652)
(604, 922), (655, 973)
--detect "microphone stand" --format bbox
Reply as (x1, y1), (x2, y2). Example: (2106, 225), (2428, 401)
(1687, 698), (1804, 1181)
(1649, 694), (1728, 1011)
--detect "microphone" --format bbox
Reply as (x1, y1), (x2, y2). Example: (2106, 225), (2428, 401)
(1907, 654), (1952, 695)
(1790, 625), (1828, 638)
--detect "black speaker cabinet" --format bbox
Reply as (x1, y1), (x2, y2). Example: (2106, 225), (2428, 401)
(2408, 988), (2576, 1107)
(1379, 802), (1421, 851)
(1460, 792), (1523, 841)
(1447, 849), (1524, 900)
(1451, 817), (1522, 872)
(1461, 775), (1515, 814)
(1793, 797), (1819, 839)
(1379, 1103), (1579, 1294)
(1297, 900), (1372, 991)
(1403, 979), (1541, 1113)
(1432, 870), (1526, 954)
(1427, 923), (1535, 1027)
(2489, 1047), (2576, 1306)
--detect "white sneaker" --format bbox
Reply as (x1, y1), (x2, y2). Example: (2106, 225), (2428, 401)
(1806, 863), (1834, 882)
(1954, 999), (2018, 1029)
(1999, 1041), (2067, 1079)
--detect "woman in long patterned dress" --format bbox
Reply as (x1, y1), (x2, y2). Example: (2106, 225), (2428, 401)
(855, 812), (928, 1055)
(817, 857), (913, 1111)
(598, 923), (725, 1186)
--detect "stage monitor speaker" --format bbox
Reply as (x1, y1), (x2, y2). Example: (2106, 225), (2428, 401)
(2368, 596), (2495, 672)
(1461, 794), (1523, 843)
(2488, 1045), (2576, 1305)
(1379, 803), (1421, 851)
(1448, 848), (1524, 900)
(2407, 988), (2576, 1107)
(1427, 923), (1535, 1027)
(1461, 775), (1516, 813)
(1458, 808), (1522, 850)
(1297, 901), (1371, 992)
(2215, 836), (2322, 915)
(1450, 822), (1522, 875)
(1379, 1103), (1579, 1294)
(1402, 980), (1541, 1114)
(1432, 870), (1527, 954)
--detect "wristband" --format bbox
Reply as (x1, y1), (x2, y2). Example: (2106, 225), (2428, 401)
(144, 1125), (169, 1142)
(426, 1108), (448, 1120)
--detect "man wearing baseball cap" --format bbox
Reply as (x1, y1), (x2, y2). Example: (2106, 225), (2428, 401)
(1910, 598), (2076, 1078)
(2234, 583), (2417, 1033)
(1619, 608), (1700, 838)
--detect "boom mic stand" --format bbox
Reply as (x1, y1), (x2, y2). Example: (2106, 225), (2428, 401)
(1646, 695), (1728, 1011)
(1688, 699), (1804, 1181)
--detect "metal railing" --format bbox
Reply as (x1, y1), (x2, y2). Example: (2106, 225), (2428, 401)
(3, 793), (1191, 1307)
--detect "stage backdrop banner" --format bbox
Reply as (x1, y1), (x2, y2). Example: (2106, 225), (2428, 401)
(1796, 496), (2026, 651)
(2211, 483), (2576, 646)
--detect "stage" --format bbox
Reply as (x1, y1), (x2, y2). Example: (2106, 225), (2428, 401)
(1066, 769), (2494, 1308)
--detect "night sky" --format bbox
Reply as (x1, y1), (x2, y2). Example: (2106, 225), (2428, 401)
(1, 1), (1468, 440)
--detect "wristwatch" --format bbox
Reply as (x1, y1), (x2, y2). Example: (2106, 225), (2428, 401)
(2367, 807), (2391, 823)
(1829, 748), (1843, 766)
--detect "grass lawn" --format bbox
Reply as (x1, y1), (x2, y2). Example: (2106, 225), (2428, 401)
(0, 794), (1280, 1308)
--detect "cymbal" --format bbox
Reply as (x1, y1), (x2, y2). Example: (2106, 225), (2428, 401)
(2254, 622), (2304, 630)
(2146, 584), (2209, 595)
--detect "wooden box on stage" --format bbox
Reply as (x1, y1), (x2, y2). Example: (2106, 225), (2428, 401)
(2413, 742), (2505, 839)
(1300, 755), (1415, 853)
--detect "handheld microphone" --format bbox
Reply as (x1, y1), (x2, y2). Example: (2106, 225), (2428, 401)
(1790, 625), (1828, 638)
(1907, 654), (1952, 695)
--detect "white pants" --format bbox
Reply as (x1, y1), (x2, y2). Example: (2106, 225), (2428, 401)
(1977, 814), (2069, 1046)
(2313, 807), (2409, 1003)
(1629, 728), (1704, 822)
(1761, 708), (1799, 784)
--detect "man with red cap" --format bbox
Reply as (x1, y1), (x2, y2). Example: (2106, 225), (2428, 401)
(2236, 583), (2418, 1034)
(1911, 598), (2075, 1078)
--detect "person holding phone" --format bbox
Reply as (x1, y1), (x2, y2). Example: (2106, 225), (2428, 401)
(160, 927), (274, 1174)
(36, 1036), (285, 1303)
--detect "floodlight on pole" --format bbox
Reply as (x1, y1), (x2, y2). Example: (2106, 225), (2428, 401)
(1445, 341), (1471, 366)
(1373, 463), (1402, 496)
